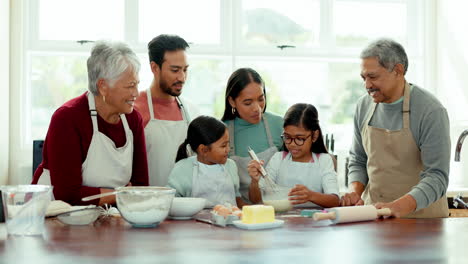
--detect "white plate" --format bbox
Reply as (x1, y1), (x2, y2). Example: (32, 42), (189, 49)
(169, 216), (193, 220)
(232, 219), (284, 230)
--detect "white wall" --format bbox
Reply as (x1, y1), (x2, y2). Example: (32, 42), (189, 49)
(436, 0), (468, 190)
(0, 0), (10, 184)
(9, 0), (27, 185)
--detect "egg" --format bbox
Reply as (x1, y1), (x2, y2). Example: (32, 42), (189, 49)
(232, 210), (242, 218)
(213, 204), (224, 212)
(216, 206), (232, 217)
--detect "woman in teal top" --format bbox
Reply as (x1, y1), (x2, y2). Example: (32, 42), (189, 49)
(221, 68), (283, 203)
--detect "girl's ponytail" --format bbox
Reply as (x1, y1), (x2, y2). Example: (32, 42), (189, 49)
(174, 115), (227, 163)
(175, 139), (190, 162)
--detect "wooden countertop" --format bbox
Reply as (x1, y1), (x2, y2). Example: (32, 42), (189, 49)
(450, 208), (468, 217)
(1, 210), (468, 264)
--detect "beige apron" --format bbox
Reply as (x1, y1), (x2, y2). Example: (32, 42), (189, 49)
(361, 82), (448, 218)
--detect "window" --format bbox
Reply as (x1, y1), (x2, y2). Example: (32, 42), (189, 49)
(240, 0), (320, 48)
(333, 1), (407, 47)
(29, 53), (88, 140)
(138, 0), (221, 45)
(37, 0), (125, 41)
(20, 0), (428, 189)
(436, 1), (468, 189)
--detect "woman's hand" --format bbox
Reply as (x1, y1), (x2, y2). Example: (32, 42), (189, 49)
(288, 184), (314, 205)
(98, 188), (117, 206)
(247, 160), (264, 182)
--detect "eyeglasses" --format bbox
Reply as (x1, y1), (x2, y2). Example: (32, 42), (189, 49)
(281, 134), (311, 146)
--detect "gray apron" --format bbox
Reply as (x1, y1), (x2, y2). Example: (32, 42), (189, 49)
(228, 117), (278, 202)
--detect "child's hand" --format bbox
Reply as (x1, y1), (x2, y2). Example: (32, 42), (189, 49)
(288, 184), (313, 205)
(247, 160), (264, 182)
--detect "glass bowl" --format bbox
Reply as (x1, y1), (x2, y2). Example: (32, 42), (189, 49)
(116, 186), (176, 228)
(262, 186), (293, 212)
(0, 185), (52, 235)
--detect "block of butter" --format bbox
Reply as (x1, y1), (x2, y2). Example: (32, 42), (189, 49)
(241, 205), (275, 224)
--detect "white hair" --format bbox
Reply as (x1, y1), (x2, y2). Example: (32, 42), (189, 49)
(87, 41), (140, 95)
(360, 38), (408, 74)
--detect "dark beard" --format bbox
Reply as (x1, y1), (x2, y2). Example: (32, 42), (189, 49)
(161, 82), (182, 96)
(162, 86), (181, 96)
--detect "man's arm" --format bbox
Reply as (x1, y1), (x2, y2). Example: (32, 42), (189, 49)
(375, 194), (417, 218)
(408, 108), (450, 210)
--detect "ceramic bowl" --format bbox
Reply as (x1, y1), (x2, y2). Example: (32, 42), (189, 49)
(115, 186), (176, 228)
(169, 197), (206, 219)
(56, 207), (101, 225)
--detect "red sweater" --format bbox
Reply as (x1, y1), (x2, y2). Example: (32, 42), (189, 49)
(32, 92), (149, 205)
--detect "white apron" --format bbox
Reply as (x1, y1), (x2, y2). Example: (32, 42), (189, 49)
(144, 89), (191, 186)
(191, 161), (237, 208)
(277, 153), (321, 188)
(228, 117), (278, 202)
(275, 153), (325, 208)
(39, 92), (133, 189)
(361, 82), (448, 218)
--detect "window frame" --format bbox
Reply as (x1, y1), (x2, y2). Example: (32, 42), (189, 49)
(23, 0), (429, 141)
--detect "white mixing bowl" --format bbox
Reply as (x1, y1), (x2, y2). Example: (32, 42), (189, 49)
(169, 197), (206, 219)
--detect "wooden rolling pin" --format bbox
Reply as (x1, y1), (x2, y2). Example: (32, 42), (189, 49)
(313, 205), (392, 224)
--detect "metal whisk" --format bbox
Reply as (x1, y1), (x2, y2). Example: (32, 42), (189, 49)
(262, 174), (279, 193)
(247, 147), (278, 193)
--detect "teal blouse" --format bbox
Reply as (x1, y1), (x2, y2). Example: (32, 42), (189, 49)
(224, 112), (284, 157)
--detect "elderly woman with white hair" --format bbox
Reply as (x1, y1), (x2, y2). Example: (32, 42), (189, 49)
(32, 41), (149, 205)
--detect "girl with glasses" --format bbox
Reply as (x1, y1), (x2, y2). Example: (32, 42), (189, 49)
(168, 116), (245, 208)
(247, 103), (340, 208)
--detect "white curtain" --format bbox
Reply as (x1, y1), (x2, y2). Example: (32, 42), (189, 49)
(0, 0), (10, 185)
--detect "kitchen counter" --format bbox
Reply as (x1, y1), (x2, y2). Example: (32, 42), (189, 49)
(0, 211), (467, 264)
